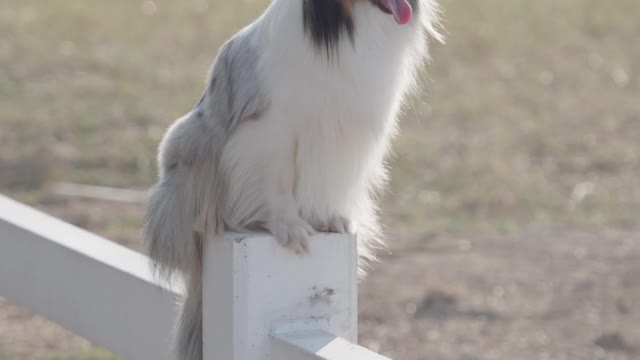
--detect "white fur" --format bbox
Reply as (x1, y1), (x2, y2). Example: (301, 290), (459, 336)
(222, 1), (432, 260)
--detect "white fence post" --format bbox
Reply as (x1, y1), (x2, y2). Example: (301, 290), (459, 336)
(203, 233), (388, 359)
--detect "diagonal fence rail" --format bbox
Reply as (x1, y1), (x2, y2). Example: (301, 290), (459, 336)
(0, 195), (179, 360)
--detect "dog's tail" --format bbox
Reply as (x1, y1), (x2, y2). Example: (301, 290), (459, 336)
(176, 257), (203, 360)
(144, 105), (227, 272)
(144, 112), (226, 360)
(144, 169), (199, 278)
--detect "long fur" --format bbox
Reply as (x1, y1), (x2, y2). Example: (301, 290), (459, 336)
(144, 1), (442, 359)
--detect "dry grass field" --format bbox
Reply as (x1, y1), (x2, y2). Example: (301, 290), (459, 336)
(1, 0), (639, 359)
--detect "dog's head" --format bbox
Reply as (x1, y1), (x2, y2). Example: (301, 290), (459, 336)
(303, 0), (421, 55)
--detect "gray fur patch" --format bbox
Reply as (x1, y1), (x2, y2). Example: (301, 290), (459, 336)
(143, 24), (269, 360)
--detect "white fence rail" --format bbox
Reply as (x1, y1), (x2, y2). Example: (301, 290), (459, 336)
(0, 195), (390, 360)
(0, 195), (178, 359)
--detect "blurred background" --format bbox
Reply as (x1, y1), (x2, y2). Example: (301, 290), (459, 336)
(1, 0), (639, 359)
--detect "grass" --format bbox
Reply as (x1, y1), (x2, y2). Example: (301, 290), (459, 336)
(0, 0), (639, 357)
(389, 0), (640, 234)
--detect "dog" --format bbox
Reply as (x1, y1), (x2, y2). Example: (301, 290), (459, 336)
(144, 1), (442, 358)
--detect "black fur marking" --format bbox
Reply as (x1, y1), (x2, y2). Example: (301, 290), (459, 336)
(167, 162), (179, 171)
(195, 94), (205, 109)
(208, 76), (217, 93)
(224, 57), (235, 111)
(303, 0), (355, 57)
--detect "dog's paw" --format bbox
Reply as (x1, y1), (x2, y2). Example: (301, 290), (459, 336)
(267, 217), (315, 255)
(313, 215), (353, 234)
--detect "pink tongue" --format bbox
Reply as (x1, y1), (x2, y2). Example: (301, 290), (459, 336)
(384, 0), (413, 25)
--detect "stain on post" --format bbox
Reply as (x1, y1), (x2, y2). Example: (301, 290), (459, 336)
(309, 286), (336, 305)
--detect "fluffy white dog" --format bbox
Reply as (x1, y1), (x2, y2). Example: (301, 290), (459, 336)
(144, 1), (442, 358)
